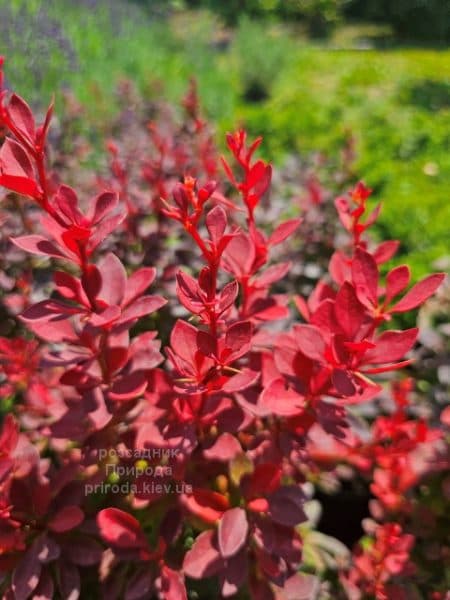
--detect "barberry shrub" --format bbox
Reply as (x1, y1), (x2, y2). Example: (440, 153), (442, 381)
(0, 56), (447, 600)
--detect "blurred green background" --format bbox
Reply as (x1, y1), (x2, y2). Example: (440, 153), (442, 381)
(1, 0), (449, 276)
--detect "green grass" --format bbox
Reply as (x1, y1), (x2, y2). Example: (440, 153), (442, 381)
(238, 47), (450, 275)
(3, 3), (449, 277)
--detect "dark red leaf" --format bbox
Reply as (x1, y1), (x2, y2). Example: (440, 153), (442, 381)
(57, 561), (80, 600)
(48, 505), (84, 533)
(268, 486), (306, 526)
(125, 568), (154, 600)
(12, 543), (42, 600)
(91, 191), (118, 224)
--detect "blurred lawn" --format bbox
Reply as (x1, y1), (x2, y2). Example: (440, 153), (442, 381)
(3, 2), (449, 276)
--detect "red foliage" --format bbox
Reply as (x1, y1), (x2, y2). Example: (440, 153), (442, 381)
(0, 57), (447, 599)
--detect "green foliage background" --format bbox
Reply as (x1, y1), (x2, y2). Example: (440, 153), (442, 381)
(1, 0), (449, 277)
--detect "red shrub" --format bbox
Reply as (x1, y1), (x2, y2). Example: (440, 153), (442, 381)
(0, 57), (447, 599)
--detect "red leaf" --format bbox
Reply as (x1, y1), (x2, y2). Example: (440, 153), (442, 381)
(225, 321), (252, 358)
(249, 298), (289, 322)
(364, 328), (418, 364)
(54, 271), (89, 306)
(176, 271), (203, 314)
(159, 565), (187, 600)
(182, 488), (230, 523)
(48, 505), (84, 533)
(222, 368), (260, 393)
(98, 253), (127, 306)
(53, 185), (83, 226)
(206, 205), (227, 244)
(246, 160), (266, 190)
(82, 264), (102, 300)
(222, 233), (255, 278)
(88, 211), (125, 252)
(105, 347), (129, 374)
(283, 573), (320, 600)
(0, 137), (34, 178)
(183, 530), (222, 579)
(221, 156), (237, 185)
(11, 235), (68, 259)
(352, 248), (379, 308)
(197, 330), (216, 357)
(109, 371), (148, 401)
(329, 250), (350, 285)
(0, 414), (18, 455)
(248, 463), (281, 497)
(91, 191), (118, 224)
(123, 267), (156, 307)
(364, 202), (382, 227)
(20, 299), (80, 323)
(118, 295), (166, 325)
(334, 282), (366, 338)
(0, 173), (40, 197)
(252, 164), (272, 199)
(97, 508), (149, 550)
(253, 262), (291, 288)
(372, 240), (400, 264)
(8, 94), (36, 141)
(203, 433), (242, 462)
(23, 318), (77, 343)
(218, 508), (248, 559)
(268, 486), (306, 526)
(89, 305), (121, 327)
(332, 369), (356, 396)
(218, 280), (239, 314)
(169, 320), (199, 369)
(391, 273), (445, 313)
(293, 324), (326, 361)
(385, 265), (410, 303)
(268, 218), (302, 246)
(259, 379), (304, 416)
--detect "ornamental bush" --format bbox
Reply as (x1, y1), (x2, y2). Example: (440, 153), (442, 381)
(0, 58), (448, 599)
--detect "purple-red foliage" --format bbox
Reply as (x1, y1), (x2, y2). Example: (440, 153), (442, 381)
(0, 57), (448, 599)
